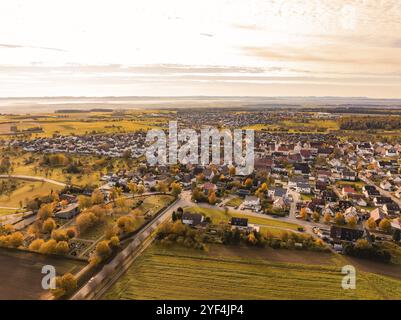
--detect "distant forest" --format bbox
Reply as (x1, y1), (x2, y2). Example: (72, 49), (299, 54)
(340, 116), (401, 130)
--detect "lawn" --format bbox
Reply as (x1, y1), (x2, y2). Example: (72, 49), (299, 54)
(102, 244), (401, 300)
(184, 206), (301, 231)
(137, 195), (175, 217)
(0, 180), (63, 208)
(225, 197), (243, 207)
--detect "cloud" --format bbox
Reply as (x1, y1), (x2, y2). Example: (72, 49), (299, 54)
(0, 43), (67, 52)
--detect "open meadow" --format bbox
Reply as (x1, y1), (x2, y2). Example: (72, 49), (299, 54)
(102, 244), (401, 300)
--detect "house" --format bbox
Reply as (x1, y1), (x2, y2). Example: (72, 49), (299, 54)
(344, 206), (359, 222)
(390, 219), (401, 231)
(342, 187), (356, 197)
(380, 180), (392, 191)
(268, 187), (287, 200)
(202, 182), (217, 194)
(362, 185), (380, 198)
(242, 196), (261, 211)
(230, 217), (259, 232)
(293, 163), (310, 175)
(296, 182), (311, 194)
(55, 203), (80, 219)
(182, 213), (204, 227)
(273, 197), (287, 210)
(330, 225), (364, 242)
(369, 208), (386, 224)
(322, 190), (338, 203)
(237, 189), (251, 197)
(341, 170), (357, 181)
(322, 204), (335, 217)
(383, 203), (400, 216)
(230, 217), (248, 231)
(373, 196), (392, 206)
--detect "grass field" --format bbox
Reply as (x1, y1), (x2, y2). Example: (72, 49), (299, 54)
(0, 180), (63, 208)
(225, 197), (243, 207)
(102, 244), (401, 300)
(185, 206), (301, 231)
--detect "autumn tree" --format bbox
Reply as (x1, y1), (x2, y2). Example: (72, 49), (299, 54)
(379, 218), (391, 233)
(208, 190), (217, 205)
(244, 178), (253, 188)
(42, 218), (56, 233)
(91, 189), (104, 205)
(78, 195), (92, 210)
(55, 241), (69, 255)
(128, 182), (138, 195)
(367, 217), (377, 230)
(38, 203), (54, 220)
(334, 212), (346, 225)
(312, 212), (320, 223)
(347, 216), (357, 228)
(323, 213), (331, 224)
(170, 182), (182, 196)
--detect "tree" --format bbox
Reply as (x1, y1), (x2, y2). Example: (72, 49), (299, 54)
(55, 241), (69, 255)
(78, 195), (92, 210)
(156, 181), (168, 193)
(109, 236), (120, 248)
(244, 178), (253, 188)
(9, 232), (24, 247)
(91, 189), (104, 205)
(191, 187), (203, 202)
(347, 216), (357, 228)
(334, 213), (345, 225)
(42, 218), (56, 233)
(110, 187), (123, 203)
(208, 190), (217, 205)
(367, 217), (377, 230)
(355, 239), (370, 250)
(29, 239), (44, 251)
(52, 273), (77, 298)
(323, 213), (331, 224)
(37, 203), (54, 220)
(116, 215), (136, 233)
(95, 240), (112, 259)
(39, 239), (57, 254)
(379, 218), (391, 233)
(137, 184), (145, 195)
(299, 207), (308, 220)
(128, 182), (138, 195)
(312, 212), (320, 223)
(170, 182), (182, 196)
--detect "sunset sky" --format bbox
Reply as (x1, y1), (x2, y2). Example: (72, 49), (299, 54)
(1, 0), (401, 97)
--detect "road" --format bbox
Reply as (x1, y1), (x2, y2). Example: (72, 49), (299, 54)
(71, 191), (191, 300)
(0, 174), (67, 187)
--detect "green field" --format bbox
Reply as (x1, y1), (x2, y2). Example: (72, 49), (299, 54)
(0, 179), (63, 208)
(103, 245), (401, 300)
(185, 206), (301, 231)
(225, 197), (243, 207)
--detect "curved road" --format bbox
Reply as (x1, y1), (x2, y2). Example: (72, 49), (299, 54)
(0, 174), (67, 187)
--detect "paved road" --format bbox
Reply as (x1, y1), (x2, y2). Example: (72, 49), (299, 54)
(0, 174), (67, 187)
(71, 191), (191, 300)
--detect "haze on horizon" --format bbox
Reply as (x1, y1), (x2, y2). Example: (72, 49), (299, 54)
(1, 0), (401, 98)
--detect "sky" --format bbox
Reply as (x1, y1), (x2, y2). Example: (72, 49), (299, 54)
(1, 0), (401, 98)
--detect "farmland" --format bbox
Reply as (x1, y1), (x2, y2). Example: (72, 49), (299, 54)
(0, 179), (63, 208)
(103, 244), (401, 300)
